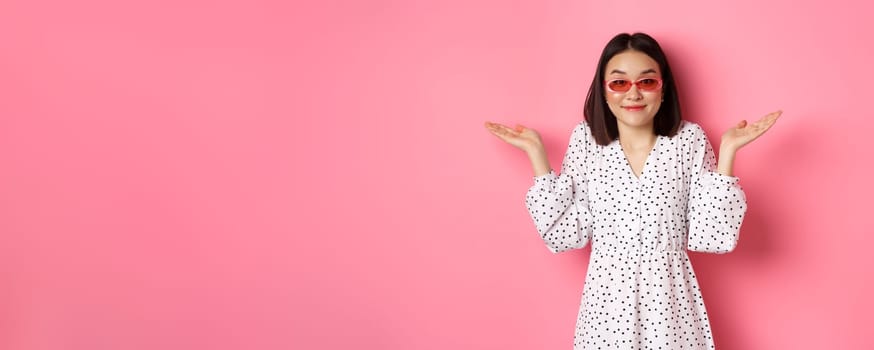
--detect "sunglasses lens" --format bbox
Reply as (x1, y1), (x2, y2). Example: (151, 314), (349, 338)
(637, 78), (660, 91)
(607, 80), (631, 92)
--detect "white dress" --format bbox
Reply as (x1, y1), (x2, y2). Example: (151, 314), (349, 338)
(525, 120), (746, 349)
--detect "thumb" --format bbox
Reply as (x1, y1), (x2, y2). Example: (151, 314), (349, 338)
(736, 120), (748, 128)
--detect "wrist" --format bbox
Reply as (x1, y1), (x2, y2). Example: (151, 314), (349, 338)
(524, 144), (546, 156)
(719, 141), (739, 156)
(716, 144), (737, 177)
(525, 145), (551, 177)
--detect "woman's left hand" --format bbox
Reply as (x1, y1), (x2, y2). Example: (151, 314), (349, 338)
(721, 110), (782, 152)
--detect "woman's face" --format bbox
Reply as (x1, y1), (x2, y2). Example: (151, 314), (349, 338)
(603, 50), (664, 130)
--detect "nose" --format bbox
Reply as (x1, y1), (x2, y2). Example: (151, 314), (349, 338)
(624, 84), (643, 100)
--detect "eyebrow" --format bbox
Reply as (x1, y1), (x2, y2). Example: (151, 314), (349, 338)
(608, 68), (658, 75)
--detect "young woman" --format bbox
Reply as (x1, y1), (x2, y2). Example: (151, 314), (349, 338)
(484, 32), (779, 349)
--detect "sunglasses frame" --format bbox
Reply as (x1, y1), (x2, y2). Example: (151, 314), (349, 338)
(604, 77), (664, 93)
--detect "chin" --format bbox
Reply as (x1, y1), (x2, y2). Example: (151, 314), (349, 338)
(616, 115), (656, 128)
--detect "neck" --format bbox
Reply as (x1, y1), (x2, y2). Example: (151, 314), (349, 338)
(617, 122), (657, 149)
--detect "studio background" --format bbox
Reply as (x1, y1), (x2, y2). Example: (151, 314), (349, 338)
(1, 0), (871, 349)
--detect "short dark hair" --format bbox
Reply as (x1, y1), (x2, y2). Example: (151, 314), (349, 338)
(584, 32), (682, 146)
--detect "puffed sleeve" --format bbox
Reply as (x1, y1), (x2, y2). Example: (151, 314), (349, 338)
(524, 122), (593, 253)
(685, 124), (748, 253)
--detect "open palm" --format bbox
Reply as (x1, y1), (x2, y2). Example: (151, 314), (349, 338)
(722, 110), (782, 151)
(484, 121), (543, 153)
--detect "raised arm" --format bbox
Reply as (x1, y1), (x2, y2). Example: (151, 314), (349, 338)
(686, 125), (748, 253)
(485, 121), (594, 253)
(686, 111), (780, 253)
(716, 110), (782, 176)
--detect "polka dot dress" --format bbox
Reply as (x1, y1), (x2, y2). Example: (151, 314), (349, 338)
(525, 120), (747, 349)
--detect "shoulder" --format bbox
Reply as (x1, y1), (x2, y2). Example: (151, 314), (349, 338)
(571, 120), (597, 147)
(677, 120), (705, 137)
(675, 120), (709, 144)
(574, 120), (591, 135)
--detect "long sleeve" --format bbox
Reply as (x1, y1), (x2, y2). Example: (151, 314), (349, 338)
(524, 123), (593, 253)
(685, 125), (748, 253)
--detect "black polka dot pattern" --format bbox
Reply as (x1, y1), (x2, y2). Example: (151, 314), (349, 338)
(524, 121), (747, 349)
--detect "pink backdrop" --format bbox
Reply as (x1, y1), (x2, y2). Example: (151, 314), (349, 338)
(1, 0), (872, 349)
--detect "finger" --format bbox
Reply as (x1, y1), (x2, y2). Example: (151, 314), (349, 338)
(759, 117), (778, 132)
(753, 111), (779, 125)
(749, 112), (778, 129)
(492, 124), (521, 138)
(485, 125), (506, 138)
(484, 122), (508, 134)
(485, 121), (506, 132)
(768, 111), (782, 123)
(752, 113), (780, 131)
(486, 127), (515, 143)
(750, 117), (778, 137)
(485, 121), (508, 129)
(495, 123), (519, 133)
(736, 120), (748, 128)
(485, 125), (504, 137)
(761, 110), (782, 123)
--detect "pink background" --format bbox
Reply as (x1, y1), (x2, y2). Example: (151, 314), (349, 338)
(1, 0), (872, 349)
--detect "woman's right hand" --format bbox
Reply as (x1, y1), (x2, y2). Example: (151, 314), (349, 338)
(484, 121), (544, 154)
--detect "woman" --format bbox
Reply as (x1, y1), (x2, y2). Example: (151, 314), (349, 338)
(484, 32), (779, 349)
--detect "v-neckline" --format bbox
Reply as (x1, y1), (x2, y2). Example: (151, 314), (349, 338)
(616, 136), (660, 182)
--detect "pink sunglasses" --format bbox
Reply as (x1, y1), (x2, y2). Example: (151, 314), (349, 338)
(604, 78), (663, 93)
